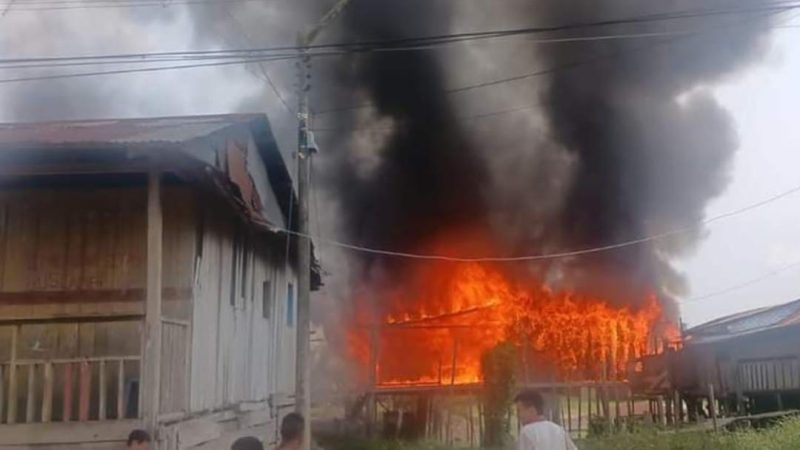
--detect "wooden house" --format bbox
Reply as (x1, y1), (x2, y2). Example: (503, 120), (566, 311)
(672, 299), (800, 415)
(0, 114), (318, 449)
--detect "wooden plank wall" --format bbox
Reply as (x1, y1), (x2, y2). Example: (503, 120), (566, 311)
(189, 200), (297, 414)
(0, 184), (196, 423)
(0, 186), (194, 319)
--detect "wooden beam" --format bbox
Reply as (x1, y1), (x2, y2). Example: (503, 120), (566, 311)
(41, 363), (53, 423)
(63, 363), (74, 422)
(0, 288), (191, 306)
(709, 383), (718, 432)
(7, 325), (18, 424)
(25, 364), (35, 423)
(0, 161), (150, 178)
(78, 361), (91, 421)
(0, 419), (143, 445)
(0, 314), (144, 327)
(117, 360), (125, 420)
(99, 360), (107, 421)
(142, 164), (164, 431)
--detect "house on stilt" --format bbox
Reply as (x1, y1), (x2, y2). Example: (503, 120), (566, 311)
(0, 114), (318, 449)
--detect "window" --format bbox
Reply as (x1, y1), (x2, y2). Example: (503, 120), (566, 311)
(230, 234), (241, 306)
(262, 280), (273, 319)
(230, 231), (249, 307)
(286, 283), (295, 327)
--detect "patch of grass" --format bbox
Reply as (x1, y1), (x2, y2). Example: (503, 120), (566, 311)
(321, 418), (800, 450)
(580, 417), (800, 450)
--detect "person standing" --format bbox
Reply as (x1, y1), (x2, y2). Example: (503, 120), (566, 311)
(514, 389), (577, 450)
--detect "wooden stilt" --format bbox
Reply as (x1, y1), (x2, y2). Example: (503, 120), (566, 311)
(577, 386), (583, 437)
(566, 387), (573, 433)
(709, 384), (718, 432)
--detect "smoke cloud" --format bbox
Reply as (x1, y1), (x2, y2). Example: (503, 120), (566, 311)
(314, 0), (777, 317)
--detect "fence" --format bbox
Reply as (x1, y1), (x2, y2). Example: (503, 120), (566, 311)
(0, 319), (143, 425)
(372, 381), (673, 446)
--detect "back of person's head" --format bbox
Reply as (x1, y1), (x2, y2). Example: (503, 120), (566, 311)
(231, 436), (264, 450)
(280, 413), (305, 444)
(514, 389), (545, 413)
(126, 429), (151, 448)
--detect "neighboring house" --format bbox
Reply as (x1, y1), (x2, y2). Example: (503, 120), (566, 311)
(0, 114), (318, 449)
(672, 298), (800, 415)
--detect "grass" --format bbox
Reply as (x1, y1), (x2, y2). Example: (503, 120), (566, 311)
(321, 418), (800, 450)
(581, 417), (800, 450)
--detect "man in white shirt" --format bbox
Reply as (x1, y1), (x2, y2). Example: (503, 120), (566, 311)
(515, 389), (577, 450)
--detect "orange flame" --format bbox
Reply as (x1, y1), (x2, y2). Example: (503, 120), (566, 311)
(348, 240), (679, 386)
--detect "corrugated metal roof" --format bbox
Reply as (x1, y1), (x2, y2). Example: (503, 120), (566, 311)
(0, 114), (263, 147)
(686, 298), (800, 344)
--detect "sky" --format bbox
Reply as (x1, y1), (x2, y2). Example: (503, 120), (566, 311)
(679, 26), (800, 327)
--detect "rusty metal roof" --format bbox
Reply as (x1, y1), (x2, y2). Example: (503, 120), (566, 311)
(0, 113), (322, 289)
(0, 114), (264, 148)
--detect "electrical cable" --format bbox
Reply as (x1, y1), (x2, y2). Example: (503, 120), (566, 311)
(684, 261), (800, 304)
(0, 54), (301, 84)
(1, 2), (798, 66)
(222, 8), (295, 115)
(314, 8), (792, 115)
(269, 183), (800, 262)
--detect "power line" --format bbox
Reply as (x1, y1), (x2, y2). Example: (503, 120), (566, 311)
(0, 3), (790, 87)
(0, 55), (299, 84)
(222, 8), (295, 115)
(0, 0), (268, 11)
(1, 2), (798, 67)
(684, 260), (800, 304)
(313, 8), (792, 116)
(270, 183), (800, 262)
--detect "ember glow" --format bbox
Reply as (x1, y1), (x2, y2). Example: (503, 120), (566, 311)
(349, 245), (679, 386)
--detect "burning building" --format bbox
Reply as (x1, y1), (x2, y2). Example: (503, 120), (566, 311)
(348, 251), (678, 387)
(311, 0), (777, 393)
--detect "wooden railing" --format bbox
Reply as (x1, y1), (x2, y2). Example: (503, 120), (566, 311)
(0, 319), (143, 425)
(0, 356), (141, 424)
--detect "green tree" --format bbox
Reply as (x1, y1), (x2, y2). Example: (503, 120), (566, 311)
(481, 342), (517, 448)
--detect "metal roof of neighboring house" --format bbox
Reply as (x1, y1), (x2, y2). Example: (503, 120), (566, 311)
(684, 298), (800, 344)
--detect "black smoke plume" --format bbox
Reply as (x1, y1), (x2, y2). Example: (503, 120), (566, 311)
(315, 0), (777, 314)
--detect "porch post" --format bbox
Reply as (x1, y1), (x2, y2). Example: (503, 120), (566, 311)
(142, 164), (163, 435)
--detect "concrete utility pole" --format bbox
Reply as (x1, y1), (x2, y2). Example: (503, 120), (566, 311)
(295, 1), (351, 449)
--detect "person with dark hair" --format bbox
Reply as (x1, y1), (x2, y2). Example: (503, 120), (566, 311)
(126, 429), (151, 450)
(231, 436), (264, 450)
(277, 413), (305, 450)
(514, 389), (576, 450)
